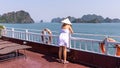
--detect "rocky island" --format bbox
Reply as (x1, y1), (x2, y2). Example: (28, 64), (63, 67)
(0, 10), (34, 23)
(51, 14), (120, 23)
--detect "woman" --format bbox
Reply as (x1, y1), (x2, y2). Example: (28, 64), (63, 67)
(58, 18), (74, 64)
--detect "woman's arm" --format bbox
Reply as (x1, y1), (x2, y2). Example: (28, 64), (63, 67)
(69, 25), (74, 34)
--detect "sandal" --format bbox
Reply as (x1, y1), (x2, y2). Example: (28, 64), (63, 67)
(58, 59), (63, 63)
(63, 61), (69, 64)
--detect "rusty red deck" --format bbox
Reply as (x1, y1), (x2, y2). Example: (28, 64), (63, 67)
(0, 50), (90, 68)
(1, 37), (120, 68)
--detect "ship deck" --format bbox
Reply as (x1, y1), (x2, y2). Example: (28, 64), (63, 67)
(0, 50), (90, 68)
(1, 27), (120, 68)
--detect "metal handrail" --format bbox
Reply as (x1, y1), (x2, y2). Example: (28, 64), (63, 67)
(1, 27), (120, 57)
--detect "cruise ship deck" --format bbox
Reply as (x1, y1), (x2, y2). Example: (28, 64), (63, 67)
(0, 50), (90, 68)
(0, 27), (120, 68)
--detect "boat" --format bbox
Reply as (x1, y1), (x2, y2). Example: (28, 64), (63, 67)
(0, 27), (120, 68)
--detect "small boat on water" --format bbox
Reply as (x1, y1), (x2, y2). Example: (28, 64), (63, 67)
(0, 27), (120, 68)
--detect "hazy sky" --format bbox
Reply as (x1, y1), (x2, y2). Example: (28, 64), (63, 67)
(0, 0), (120, 22)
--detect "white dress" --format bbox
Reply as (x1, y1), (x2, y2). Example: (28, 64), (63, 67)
(58, 29), (70, 47)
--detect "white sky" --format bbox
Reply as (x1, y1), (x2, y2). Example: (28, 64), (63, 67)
(0, 0), (120, 22)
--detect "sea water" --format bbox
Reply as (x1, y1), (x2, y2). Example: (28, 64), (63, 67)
(1, 23), (120, 37)
(1, 23), (120, 55)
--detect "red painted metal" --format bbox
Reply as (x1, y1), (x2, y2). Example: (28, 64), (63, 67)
(0, 50), (89, 68)
(1, 36), (120, 68)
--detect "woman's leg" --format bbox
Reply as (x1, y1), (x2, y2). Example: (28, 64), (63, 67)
(58, 46), (62, 60)
(63, 46), (67, 63)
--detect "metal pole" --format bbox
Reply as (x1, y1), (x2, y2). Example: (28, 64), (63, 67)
(12, 28), (14, 38)
(25, 29), (28, 40)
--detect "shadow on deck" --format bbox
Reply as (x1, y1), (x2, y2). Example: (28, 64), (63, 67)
(0, 50), (90, 68)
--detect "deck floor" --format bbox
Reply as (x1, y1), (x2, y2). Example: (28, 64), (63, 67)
(0, 50), (90, 68)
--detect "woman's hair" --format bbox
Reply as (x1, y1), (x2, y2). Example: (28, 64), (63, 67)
(61, 23), (69, 28)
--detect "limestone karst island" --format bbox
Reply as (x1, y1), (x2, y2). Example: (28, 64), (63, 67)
(0, 10), (34, 23)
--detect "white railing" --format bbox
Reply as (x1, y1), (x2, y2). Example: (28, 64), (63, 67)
(2, 27), (59, 45)
(1, 27), (120, 57)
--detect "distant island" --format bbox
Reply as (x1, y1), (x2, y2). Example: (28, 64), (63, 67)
(1, 10), (120, 23)
(51, 14), (120, 23)
(0, 10), (34, 23)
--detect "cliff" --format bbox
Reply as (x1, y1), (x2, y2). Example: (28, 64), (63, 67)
(0, 10), (34, 23)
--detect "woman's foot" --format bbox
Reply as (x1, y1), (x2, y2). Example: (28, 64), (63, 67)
(63, 60), (69, 64)
(58, 59), (63, 63)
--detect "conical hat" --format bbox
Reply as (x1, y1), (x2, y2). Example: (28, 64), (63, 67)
(61, 18), (72, 25)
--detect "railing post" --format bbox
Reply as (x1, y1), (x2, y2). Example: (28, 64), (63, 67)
(12, 28), (14, 38)
(3, 28), (7, 36)
(68, 33), (72, 52)
(79, 40), (82, 50)
(25, 29), (28, 40)
(85, 40), (87, 50)
(69, 33), (71, 48)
